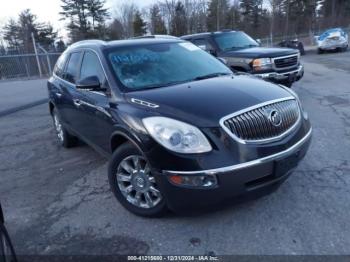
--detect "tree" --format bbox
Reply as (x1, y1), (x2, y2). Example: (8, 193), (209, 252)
(226, 0), (241, 30)
(207, 0), (230, 31)
(60, 0), (108, 42)
(55, 39), (67, 51)
(319, 0), (350, 28)
(3, 19), (21, 50)
(133, 10), (147, 37)
(3, 9), (57, 52)
(107, 18), (125, 40)
(240, 0), (264, 35)
(149, 4), (167, 34)
(37, 24), (57, 48)
(171, 1), (187, 36)
(87, 0), (109, 29)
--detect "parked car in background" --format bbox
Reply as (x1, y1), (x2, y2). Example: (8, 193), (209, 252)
(181, 30), (304, 87)
(48, 39), (312, 216)
(316, 28), (348, 54)
(277, 39), (305, 55)
(0, 203), (17, 262)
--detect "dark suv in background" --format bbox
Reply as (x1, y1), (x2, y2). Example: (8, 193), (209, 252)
(181, 30), (304, 87)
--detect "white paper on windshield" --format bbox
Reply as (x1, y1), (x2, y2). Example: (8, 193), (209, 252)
(179, 42), (201, 51)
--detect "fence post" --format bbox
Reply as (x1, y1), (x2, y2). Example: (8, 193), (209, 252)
(31, 32), (42, 78)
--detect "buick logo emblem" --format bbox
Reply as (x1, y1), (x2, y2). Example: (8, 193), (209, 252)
(268, 110), (282, 126)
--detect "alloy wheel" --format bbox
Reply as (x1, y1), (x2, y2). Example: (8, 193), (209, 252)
(116, 155), (162, 209)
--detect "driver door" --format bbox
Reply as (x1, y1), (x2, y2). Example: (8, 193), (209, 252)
(74, 50), (114, 153)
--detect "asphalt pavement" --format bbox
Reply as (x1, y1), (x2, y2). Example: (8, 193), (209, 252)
(0, 49), (350, 256)
(0, 78), (48, 117)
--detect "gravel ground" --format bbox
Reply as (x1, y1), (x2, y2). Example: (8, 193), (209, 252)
(0, 50), (350, 256)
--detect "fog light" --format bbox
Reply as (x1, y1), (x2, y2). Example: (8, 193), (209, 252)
(168, 174), (217, 188)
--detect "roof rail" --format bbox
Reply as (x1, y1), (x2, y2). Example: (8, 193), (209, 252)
(69, 39), (106, 48)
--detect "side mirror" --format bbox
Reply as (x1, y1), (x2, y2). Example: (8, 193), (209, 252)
(76, 76), (105, 91)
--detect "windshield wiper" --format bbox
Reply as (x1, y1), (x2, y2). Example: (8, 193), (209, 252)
(193, 72), (232, 81)
(141, 79), (193, 89)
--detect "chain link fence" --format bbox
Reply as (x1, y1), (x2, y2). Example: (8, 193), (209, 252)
(0, 53), (61, 81)
(260, 26), (350, 47)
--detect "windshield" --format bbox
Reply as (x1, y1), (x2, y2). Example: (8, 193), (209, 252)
(105, 42), (231, 91)
(213, 32), (259, 51)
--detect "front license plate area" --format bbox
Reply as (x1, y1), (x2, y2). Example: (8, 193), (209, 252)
(288, 73), (297, 82)
(274, 153), (299, 177)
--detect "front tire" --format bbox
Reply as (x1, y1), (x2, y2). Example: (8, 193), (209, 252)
(52, 108), (78, 148)
(108, 142), (167, 217)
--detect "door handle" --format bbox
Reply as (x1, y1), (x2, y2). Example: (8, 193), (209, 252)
(55, 92), (62, 98)
(73, 99), (82, 107)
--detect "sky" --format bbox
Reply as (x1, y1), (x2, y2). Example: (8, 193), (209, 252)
(0, 0), (155, 38)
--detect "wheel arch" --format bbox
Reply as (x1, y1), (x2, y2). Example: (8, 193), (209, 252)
(110, 128), (146, 154)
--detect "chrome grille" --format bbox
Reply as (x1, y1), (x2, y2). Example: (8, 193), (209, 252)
(222, 99), (300, 143)
(274, 55), (298, 69)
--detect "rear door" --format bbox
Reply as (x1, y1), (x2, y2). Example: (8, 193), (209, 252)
(73, 50), (114, 153)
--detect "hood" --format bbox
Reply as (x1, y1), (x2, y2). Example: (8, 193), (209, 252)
(221, 47), (298, 59)
(125, 75), (294, 127)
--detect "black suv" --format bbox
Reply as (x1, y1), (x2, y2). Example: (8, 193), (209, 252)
(48, 39), (312, 216)
(181, 31), (304, 87)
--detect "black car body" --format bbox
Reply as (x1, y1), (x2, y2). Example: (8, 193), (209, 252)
(181, 31), (304, 87)
(48, 39), (312, 216)
(0, 204), (17, 261)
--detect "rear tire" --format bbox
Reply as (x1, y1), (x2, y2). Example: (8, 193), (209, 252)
(52, 108), (78, 148)
(108, 142), (167, 217)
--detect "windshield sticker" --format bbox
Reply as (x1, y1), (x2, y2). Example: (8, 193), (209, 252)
(179, 42), (200, 51)
(111, 53), (160, 65)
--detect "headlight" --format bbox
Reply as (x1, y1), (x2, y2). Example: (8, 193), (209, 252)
(252, 58), (272, 71)
(142, 117), (212, 154)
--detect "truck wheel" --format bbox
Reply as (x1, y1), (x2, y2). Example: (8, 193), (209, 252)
(52, 108), (78, 148)
(108, 142), (167, 217)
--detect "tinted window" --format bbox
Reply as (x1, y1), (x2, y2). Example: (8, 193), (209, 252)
(106, 42), (231, 91)
(53, 53), (68, 77)
(192, 38), (213, 50)
(213, 32), (259, 51)
(80, 51), (105, 84)
(64, 52), (81, 84)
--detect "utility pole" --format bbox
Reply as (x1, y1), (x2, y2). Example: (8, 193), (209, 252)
(31, 32), (42, 78)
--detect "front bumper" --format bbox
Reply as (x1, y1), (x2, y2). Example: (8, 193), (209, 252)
(318, 40), (348, 50)
(255, 65), (304, 84)
(156, 128), (312, 211)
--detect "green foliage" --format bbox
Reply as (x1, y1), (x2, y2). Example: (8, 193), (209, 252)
(60, 0), (108, 42)
(133, 11), (147, 37)
(150, 4), (167, 35)
(207, 0), (230, 31)
(171, 1), (188, 36)
(3, 9), (57, 52)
